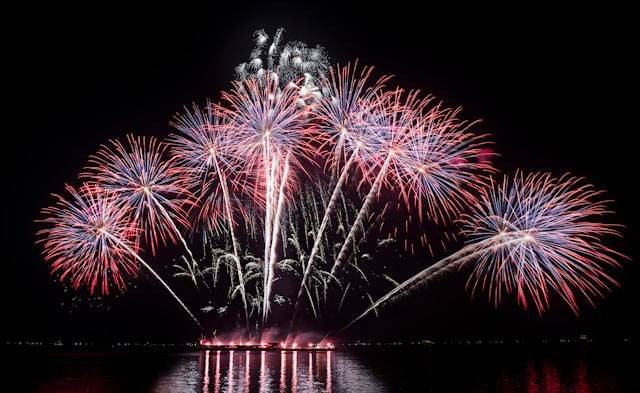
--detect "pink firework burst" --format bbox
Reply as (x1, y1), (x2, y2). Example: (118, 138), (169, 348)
(314, 62), (392, 175)
(170, 100), (238, 177)
(80, 134), (193, 255)
(357, 88), (427, 188)
(399, 106), (494, 225)
(461, 171), (624, 314)
(216, 72), (316, 194)
(215, 72), (319, 320)
(37, 184), (139, 295)
(170, 102), (249, 238)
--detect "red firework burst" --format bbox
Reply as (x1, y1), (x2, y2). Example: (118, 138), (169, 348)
(80, 135), (193, 255)
(37, 184), (139, 295)
(462, 172), (625, 314)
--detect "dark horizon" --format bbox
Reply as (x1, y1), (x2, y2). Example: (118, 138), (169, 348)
(3, 3), (638, 343)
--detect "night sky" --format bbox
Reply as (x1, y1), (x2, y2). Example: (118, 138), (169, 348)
(3, 3), (637, 343)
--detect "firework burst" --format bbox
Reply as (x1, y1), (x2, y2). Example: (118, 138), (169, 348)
(170, 102), (252, 330)
(38, 183), (203, 330)
(169, 102), (248, 238)
(290, 62), (392, 331)
(344, 171), (624, 331)
(330, 89), (492, 275)
(314, 62), (392, 173)
(462, 172), (623, 314)
(236, 27), (328, 95)
(398, 107), (494, 225)
(37, 184), (138, 295)
(218, 72), (316, 179)
(216, 72), (317, 321)
(80, 134), (194, 256)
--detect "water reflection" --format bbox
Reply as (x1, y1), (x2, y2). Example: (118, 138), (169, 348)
(203, 350), (210, 392)
(214, 350), (221, 393)
(198, 350), (336, 393)
(18, 346), (635, 392)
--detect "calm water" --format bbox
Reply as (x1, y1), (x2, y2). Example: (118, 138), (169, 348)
(6, 345), (637, 392)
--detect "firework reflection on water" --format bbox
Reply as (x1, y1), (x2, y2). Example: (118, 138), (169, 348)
(12, 345), (636, 393)
(195, 350), (338, 393)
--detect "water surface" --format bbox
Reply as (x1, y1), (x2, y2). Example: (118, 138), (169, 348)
(8, 344), (637, 392)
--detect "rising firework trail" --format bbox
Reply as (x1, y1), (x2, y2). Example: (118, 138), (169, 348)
(170, 103), (250, 330)
(265, 152), (291, 322)
(290, 63), (391, 332)
(342, 172), (624, 331)
(329, 88), (488, 275)
(329, 89), (426, 275)
(330, 88), (492, 275)
(217, 72), (314, 323)
(37, 184), (203, 331)
(80, 135), (197, 265)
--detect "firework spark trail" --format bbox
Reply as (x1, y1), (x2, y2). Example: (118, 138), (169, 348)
(261, 142), (275, 323)
(341, 172), (624, 330)
(330, 89), (493, 275)
(340, 235), (520, 332)
(263, 153), (291, 322)
(328, 89), (425, 274)
(101, 230), (204, 331)
(37, 184), (203, 331)
(289, 64), (392, 331)
(170, 104), (250, 329)
(288, 146), (359, 332)
(145, 190), (197, 267)
(217, 73), (313, 324)
(212, 156), (250, 330)
(331, 152), (393, 275)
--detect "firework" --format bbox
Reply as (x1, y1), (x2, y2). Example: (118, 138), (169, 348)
(218, 72), (316, 176)
(217, 72), (315, 322)
(235, 28), (328, 96)
(315, 62), (392, 172)
(37, 184), (138, 294)
(80, 135), (195, 259)
(36, 28), (628, 340)
(343, 172), (624, 330)
(170, 102), (251, 329)
(330, 89), (491, 275)
(463, 172), (622, 314)
(169, 101), (242, 237)
(290, 62), (391, 331)
(398, 107), (493, 225)
(37, 184), (203, 330)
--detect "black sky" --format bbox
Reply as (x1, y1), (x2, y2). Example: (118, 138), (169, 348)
(3, 3), (638, 342)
